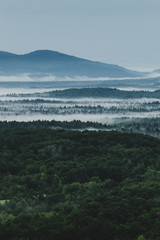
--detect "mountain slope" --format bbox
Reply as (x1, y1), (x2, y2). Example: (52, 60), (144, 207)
(0, 50), (143, 78)
(153, 68), (160, 74)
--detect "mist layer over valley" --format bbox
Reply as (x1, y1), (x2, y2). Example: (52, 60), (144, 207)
(1, 51), (160, 141)
(1, 50), (160, 126)
(1, 86), (160, 128)
(1, 51), (160, 240)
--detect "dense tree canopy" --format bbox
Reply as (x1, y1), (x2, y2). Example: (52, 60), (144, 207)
(0, 128), (160, 239)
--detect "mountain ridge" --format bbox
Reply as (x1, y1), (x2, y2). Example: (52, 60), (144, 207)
(0, 50), (144, 78)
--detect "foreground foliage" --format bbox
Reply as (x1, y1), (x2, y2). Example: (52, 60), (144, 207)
(0, 129), (160, 239)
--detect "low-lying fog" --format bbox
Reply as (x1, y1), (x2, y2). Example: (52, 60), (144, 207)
(0, 82), (160, 124)
(1, 73), (160, 92)
(1, 112), (160, 124)
(1, 92), (160, 123)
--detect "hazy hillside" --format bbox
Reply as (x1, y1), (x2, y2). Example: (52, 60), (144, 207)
(0, 50), (143, 78)
(15, 87), (160, 99)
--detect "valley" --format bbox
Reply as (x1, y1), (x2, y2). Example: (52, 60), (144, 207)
(0, 53), (160, 240)
(1, 86), (160, 138)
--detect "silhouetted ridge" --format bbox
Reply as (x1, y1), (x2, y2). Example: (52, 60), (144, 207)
(0, 50), (144, 78)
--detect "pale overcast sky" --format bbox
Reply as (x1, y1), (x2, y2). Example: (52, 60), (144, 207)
(0, 0), (160, 69)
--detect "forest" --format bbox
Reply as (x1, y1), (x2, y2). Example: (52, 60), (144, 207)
(0, 128), (160, 239)
(0, 120), (109, 130)
(10, 87), (160, 99)
(0, 118), (160, 138)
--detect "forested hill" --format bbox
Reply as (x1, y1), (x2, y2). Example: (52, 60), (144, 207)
(0, 128), (160, 239)
(0, 50), (142, 78)
(16, 87), (160, 99)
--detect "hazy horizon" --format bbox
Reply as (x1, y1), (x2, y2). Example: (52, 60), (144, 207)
(0, 0), (160, 69)
(0, 49), (159, 72)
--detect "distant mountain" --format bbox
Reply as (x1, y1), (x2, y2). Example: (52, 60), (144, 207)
(0, 50), (144, 78)
(153, 68), (160, 74)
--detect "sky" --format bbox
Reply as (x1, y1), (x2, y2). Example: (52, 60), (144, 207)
(0, 0), (160, 70)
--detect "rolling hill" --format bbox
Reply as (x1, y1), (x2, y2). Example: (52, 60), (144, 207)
(0, 50), (144, 78)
